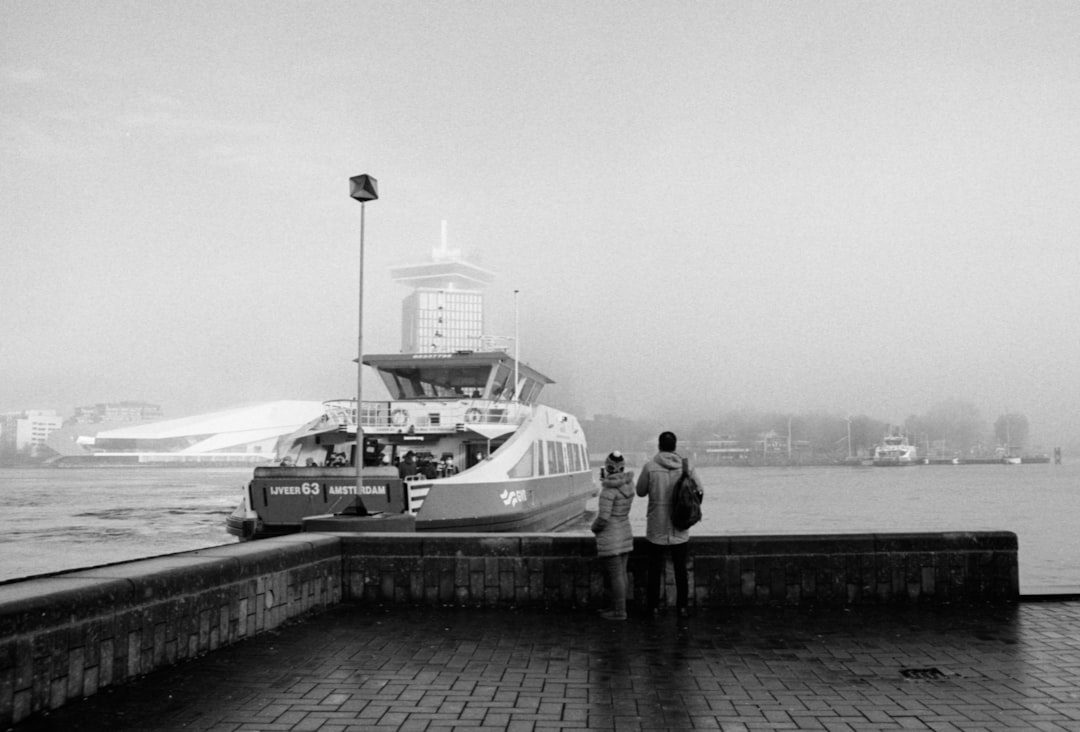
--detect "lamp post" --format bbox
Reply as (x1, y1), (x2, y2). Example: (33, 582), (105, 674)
(349, 174), (378, 513)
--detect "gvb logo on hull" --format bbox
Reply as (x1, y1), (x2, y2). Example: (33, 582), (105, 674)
(500, 488), (527, 506)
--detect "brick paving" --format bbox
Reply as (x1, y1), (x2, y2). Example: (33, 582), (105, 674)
(9, 600), (1080, 731)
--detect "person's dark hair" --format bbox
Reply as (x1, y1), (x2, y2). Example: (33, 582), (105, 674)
(658, 431), (677, 452)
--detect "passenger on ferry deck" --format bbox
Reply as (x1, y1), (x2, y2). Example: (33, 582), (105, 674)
(398, 451), (418, 479)
(441, 455), (457, 475)
(420, 459), (438, 479)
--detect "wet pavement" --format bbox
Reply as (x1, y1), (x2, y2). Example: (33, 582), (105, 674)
(10, 600), (1080, 731)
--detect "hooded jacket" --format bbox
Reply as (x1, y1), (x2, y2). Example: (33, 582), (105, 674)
(635, 451), (700, 545)
(591, 469), (635, 557)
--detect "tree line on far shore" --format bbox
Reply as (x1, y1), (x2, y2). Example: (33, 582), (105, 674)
(582, 399), (1040, 464)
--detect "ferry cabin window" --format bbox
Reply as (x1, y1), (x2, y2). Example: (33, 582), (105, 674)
(509, 443), (535, 479)
(377, 366), (490, 400)
(567, 443), (580, 472)
(537, 441), (547, 475)
(489, 364), (513, 401)
(518, 379), (543, 404)
(378, 370), (419, 399)
(546, 441), (567, 474)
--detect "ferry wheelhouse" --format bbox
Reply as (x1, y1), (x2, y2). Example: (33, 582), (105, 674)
(226, 351), (594, 539)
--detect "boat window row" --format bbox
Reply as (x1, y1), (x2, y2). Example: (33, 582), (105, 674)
(508, 440), (588, 478)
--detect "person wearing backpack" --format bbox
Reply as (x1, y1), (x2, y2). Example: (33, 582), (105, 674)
(635, 431), (702, 618)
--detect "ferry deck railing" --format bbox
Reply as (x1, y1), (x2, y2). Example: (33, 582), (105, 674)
(322, 399), (531, 435)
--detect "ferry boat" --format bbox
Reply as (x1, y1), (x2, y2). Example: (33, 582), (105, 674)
(872, 432), (921, 467)
(225, 350), (594, 539)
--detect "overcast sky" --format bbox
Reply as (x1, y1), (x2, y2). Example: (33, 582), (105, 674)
(3, 1), (1078, 446)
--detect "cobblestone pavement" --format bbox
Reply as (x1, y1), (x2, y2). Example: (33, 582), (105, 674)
(10, 600), (1080, 731)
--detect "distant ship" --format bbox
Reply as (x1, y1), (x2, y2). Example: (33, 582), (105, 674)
(872, 432), (921, 467)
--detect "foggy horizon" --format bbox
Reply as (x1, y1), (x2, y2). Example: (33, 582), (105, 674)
(3, 2), (1078, 449)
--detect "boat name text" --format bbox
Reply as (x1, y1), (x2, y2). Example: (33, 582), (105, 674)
(267, 483), (387, 496)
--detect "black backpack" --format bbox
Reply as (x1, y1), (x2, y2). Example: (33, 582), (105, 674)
(671, 457), (702, 530)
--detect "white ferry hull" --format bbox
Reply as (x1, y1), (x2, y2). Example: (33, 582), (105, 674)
(871, 457), (920, 467)
(226, 352), (595, 540)
(412, 473), (594, 532)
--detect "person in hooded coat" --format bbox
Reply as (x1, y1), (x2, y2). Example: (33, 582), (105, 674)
(591, 451), (635, 620)
(635, 431), (702, 618)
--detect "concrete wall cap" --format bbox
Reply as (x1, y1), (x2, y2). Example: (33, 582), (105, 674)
(0, 575), (135, 633)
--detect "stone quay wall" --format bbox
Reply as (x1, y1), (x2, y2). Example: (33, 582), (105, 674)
(341, 531), (1019, 608)
(1, 530), (1017, 727)
(0, 534), (342, 727)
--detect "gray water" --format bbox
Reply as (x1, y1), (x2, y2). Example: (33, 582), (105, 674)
(1, 463), (1076, 592)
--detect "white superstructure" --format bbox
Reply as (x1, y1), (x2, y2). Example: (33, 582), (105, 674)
(873, 433), (920, 466)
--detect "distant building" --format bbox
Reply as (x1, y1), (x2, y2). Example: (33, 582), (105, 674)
(390, 221), (496, 354)
(72, 401), (163, 424)
(696, 432), (811, 465)
(701, 435), (751, 462)
(0, 409), (64, 457)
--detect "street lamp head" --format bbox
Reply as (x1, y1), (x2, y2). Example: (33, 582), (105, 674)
(349, 175), (378, 202)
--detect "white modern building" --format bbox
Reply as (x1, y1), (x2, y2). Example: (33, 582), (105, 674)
(50, 401), (325, 465)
